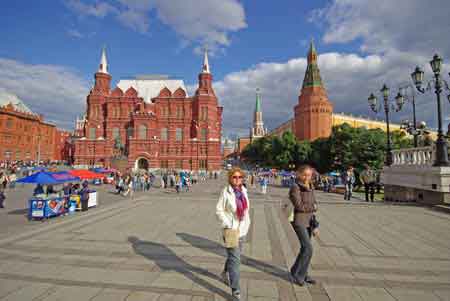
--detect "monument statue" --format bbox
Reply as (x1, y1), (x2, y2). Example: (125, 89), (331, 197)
(113, 136), (126, 158)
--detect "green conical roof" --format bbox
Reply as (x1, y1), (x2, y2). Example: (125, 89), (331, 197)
(255, 89), (262, 112)
(302, 39), (323, 88)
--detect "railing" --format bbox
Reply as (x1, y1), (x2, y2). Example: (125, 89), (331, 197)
(391, 146), (434, 166)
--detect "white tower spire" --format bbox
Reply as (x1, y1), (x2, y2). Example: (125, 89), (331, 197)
(202, 47), (210, 74)
(98, 46), (108, 74)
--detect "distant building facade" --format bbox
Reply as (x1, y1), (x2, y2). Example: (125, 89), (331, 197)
(0, 91), (69, 162)
(250, 89), (267, 140)
(294, 40), (333, 141)
(72, 48), (223, 171)
(222, 138), (235, 159)
(236, 89), (268, 155)
(269, 115), (403, 138)
(269, 40), (437, 141)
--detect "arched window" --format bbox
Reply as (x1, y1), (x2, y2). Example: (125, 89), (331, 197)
(176, 128), (183, 141)
(127, 127), (134, 138)
(200, 128), (207, 141)
(161, 128), (168, 141)
(89, 128), (96, 139)
(138, 125), (147, 139)
(112, 128), (120, 139)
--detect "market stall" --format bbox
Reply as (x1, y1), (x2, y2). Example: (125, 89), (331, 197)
(16, 171), (81, 220)
(68, 170), (102, 209)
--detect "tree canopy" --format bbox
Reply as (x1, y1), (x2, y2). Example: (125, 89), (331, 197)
(240, 123), (413, 173)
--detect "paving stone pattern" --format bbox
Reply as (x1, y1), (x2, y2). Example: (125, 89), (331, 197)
(0, 180), (449, 300)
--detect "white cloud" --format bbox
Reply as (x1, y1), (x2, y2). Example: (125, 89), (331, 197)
(115, 0), (153, 34)
(153, 0), (246, 49)
(0, 58), (89, 129)
(67, 28), (84, 38)
(209, 50), (450, 137)
(65, 0), (247, 51)
(65, 0), (118, 18)
(310, 0), (450, 58)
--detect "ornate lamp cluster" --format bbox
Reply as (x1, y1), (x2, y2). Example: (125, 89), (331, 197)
(368, 84), (398, 166)
(368, 54), (450, 167)
(411, 54), (450, 166)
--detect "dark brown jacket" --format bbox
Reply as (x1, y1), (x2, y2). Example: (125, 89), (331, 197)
(289, 182), (317, 227)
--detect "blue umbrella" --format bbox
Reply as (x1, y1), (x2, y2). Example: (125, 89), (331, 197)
(17, 171), (80, 185)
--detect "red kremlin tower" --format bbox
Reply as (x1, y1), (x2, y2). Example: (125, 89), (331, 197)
(72, 48), (223, 171)
(294, 40), (333, 141)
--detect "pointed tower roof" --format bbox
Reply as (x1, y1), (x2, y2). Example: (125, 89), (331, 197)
(98, 47), (108, 74)
(255, 88), (262, 113)
(202, 47), (210, 74)
(302, 38), (323, 89)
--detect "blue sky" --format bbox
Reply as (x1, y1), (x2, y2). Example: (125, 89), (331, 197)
(0, 0), (449, 136)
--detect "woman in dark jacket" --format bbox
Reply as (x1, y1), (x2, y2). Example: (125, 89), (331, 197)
(289, 164), (318, 286)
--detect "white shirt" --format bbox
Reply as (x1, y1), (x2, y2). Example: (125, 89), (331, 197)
(216, 185), (251, 238)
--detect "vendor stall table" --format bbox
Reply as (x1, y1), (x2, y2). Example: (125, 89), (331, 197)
(28, 196), (68, 220)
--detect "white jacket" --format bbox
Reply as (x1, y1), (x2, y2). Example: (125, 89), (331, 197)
(216, 185), (251, 238)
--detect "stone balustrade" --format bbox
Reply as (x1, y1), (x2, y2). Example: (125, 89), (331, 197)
(383, 145), (450, 204)
(391, 146), (435, 166)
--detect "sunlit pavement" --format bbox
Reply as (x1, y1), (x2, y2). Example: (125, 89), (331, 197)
(0, 179), (449, 300)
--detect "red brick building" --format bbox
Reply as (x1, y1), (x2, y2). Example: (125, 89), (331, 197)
(54, 129), (72, 161)
(73, 48), (223, 171)
(294, 40), (333, 141)
(0, 92), (68, 162)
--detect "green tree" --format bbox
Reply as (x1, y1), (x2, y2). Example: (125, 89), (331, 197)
(310, 137), (333, 173)
(240, 123), (413, 172)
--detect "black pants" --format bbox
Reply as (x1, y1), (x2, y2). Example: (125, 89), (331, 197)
(364, 182), (375, 202)
(81, 199), (88, 211)
(0, 197), (4, 208)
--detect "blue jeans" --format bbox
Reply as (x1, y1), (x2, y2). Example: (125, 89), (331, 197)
(290, 224), (313, 281)
(344, 183), (353, 200)
(224, 240), (243, 293)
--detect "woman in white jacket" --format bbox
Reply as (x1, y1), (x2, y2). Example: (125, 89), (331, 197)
(216, 167), (251, 300)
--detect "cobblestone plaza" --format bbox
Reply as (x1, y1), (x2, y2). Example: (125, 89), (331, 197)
(0, 180), (449, 300)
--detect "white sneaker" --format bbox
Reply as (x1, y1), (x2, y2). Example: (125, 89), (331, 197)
(220, 271), (230, 286)
(232, 290), (241, 300)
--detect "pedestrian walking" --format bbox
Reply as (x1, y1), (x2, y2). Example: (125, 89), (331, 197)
(343, 167), (355, 201)
(79, 181), (90, 212)
(216, 167), (251, 300)
(360, 164), (376, 202)
(288, 164), (317, 286)
(8, 172), (16, 190)
(0, 188), (5, 208)
(0, 172), (8, 190)
(322, 175), (330, 193)
(175, 174), (181, 193)
(260, 176), (268, 194)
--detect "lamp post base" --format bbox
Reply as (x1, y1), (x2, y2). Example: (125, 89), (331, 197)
(433, 138), (450, 167)
(385, 151), (393, 167)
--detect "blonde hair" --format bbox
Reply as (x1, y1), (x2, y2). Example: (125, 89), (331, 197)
(228, 167), (246, 185)
(296, 164), (313, 186)
(296, 164), (312, 175)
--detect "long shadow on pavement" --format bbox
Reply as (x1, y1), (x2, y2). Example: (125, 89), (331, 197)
(176, 233), (289, 281)
(128, 236), (234, 301)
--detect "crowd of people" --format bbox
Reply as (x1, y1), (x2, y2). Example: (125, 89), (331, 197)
(110, 170), (221, 197)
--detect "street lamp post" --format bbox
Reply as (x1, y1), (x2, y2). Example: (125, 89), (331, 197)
(395, 84), (419, 147)
(411, 54), (450, 166)
(368, 84), (398, 166)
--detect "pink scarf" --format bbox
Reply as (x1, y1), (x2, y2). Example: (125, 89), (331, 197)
(233, 186), (248, 221)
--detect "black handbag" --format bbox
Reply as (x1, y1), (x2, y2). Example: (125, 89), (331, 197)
(309, 214), (319, 230)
